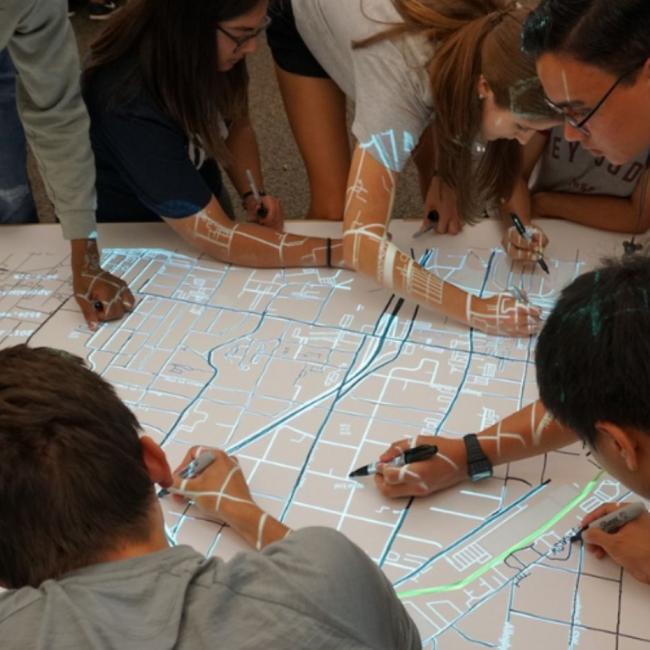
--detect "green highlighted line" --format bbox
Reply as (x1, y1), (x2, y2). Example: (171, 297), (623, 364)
(397, 471), (604, 599)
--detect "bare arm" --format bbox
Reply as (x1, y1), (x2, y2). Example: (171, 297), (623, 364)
(163, 195), (342, 268)
(342, 145), (541, 336)
(375, 399), (578, 498)
(532, 168), (650, 233)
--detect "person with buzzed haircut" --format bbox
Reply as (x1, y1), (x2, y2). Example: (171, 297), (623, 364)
(0, 344), (420, 650)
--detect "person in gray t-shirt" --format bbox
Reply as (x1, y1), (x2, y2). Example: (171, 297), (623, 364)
(516, 127), (650, 235)
(267, 0), (561, 338)
(1, 0), (134, 329)
(0, 344), (420, 650)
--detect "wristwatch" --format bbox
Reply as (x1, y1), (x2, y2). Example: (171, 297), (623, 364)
(463, 433), (493, 482)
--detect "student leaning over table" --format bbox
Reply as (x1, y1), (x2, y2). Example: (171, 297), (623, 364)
(0, 0), (134, 330)
(82, 0), (345, 274)
(266, 0), (563, 336)
(375, 254), (650, 585)
(0, 344), (421, 650)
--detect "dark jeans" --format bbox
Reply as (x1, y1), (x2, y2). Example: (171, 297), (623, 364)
(0, 49), (37, 224)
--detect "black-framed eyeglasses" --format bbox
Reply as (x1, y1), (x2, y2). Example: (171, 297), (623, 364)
(544, 68), (637, 136)
(217, 15), (272, 52)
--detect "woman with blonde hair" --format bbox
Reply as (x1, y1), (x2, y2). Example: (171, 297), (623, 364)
(267, 0), (560, 335)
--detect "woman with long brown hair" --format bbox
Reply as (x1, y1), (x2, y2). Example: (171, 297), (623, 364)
(267, 0), (561, 335)
(83, 0), (342, 269)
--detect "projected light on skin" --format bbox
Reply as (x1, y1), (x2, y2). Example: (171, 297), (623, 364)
(343, 133), (541, 337)
(380, 401), (559, 495)
(163, 195), (344, 270)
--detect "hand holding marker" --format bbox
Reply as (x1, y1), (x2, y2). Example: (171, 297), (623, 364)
(510, 213), (550, 274)
(413, 210), (439, 239)
(158, 451), (216, 498)
(570, 501), (646, 542)
(349, 444), (438, 478)
(245, 169), (268, 218)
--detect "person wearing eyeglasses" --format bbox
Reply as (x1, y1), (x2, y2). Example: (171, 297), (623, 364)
(521, 0), (650, 167)
(81, 0), (343, 270)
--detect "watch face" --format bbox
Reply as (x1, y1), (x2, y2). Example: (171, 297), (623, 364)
(470, 469), (493, 482)
(469, 460), (493, 482)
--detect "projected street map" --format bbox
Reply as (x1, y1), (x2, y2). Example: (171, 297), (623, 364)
(1, 222), (648, 649)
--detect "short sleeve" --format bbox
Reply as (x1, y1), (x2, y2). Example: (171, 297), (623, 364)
(351, 46), (433, 173)
(91, 101), (212, 219)
(263, 527), (421, 649)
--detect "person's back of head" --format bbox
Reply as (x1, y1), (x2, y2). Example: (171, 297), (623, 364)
(522, 0), (650, 78)
(0, 346), (152, 589)
(536, 254), (650, 496)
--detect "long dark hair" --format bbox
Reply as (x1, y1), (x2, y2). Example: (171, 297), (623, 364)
(356, 0), (555, 223)
(85, 0), (262, 164)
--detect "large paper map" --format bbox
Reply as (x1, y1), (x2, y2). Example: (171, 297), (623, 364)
(1, 221), (648, 649)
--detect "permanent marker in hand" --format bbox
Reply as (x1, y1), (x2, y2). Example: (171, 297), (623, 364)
(158, 451), (216, 498)
(413, 210), (439, 239)
(510, 213), (550, 274)
(349, 444), (438, 477)
(570, 501), (646, 542)
(245, 169), (268, 218)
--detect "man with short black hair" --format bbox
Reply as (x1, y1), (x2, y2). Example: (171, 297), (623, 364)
(0, 345), (420, 649)
(521, 0), (650, 165)
(376, 255), (650, 584)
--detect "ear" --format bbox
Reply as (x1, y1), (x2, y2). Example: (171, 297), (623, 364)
(140, 436), (174, 488)
(477, 74), (492, 100)
(595, 422), (639, 472)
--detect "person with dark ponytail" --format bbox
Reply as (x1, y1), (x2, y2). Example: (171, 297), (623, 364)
(267, 0), (560, 337)
(83, 0), (344, 270)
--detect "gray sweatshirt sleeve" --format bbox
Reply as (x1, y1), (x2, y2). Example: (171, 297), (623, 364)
(1, 0), (97, 240)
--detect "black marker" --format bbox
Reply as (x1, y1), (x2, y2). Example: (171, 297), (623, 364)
(246, 169), (268, 218)
(510, 213), (550, 274)
(413, 210), (439, 239)
(349, 444), (438, 478)
(570, 502), (646, 543)
(94, 300), (104, 312)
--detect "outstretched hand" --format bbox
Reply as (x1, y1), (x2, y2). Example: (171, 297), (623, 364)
(582, 502), (650, 585)
(467, 293), (542, 337)
(71, 239), (134, 330)
(170, 447), (255, 527)
(244, 193), (284, 231)
(374, 436), (467, 498)
(502, 224), (548, 263)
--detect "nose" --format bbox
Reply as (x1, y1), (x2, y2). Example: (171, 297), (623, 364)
(563, 121), (587, 143)
(240, 35), (259, 56)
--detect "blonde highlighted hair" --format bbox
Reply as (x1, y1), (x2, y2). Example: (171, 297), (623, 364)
(357, 0), (555, 222)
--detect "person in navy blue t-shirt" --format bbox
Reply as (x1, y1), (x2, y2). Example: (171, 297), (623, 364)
(83, 0), (343, 270)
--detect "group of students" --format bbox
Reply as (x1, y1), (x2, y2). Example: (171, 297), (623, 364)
(1, 0), (650, 647)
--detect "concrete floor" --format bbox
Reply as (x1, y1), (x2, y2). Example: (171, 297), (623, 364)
(31, 7), (421, 224)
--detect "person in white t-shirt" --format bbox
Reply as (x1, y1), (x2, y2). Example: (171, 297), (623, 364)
(267, 0), (560, 337)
